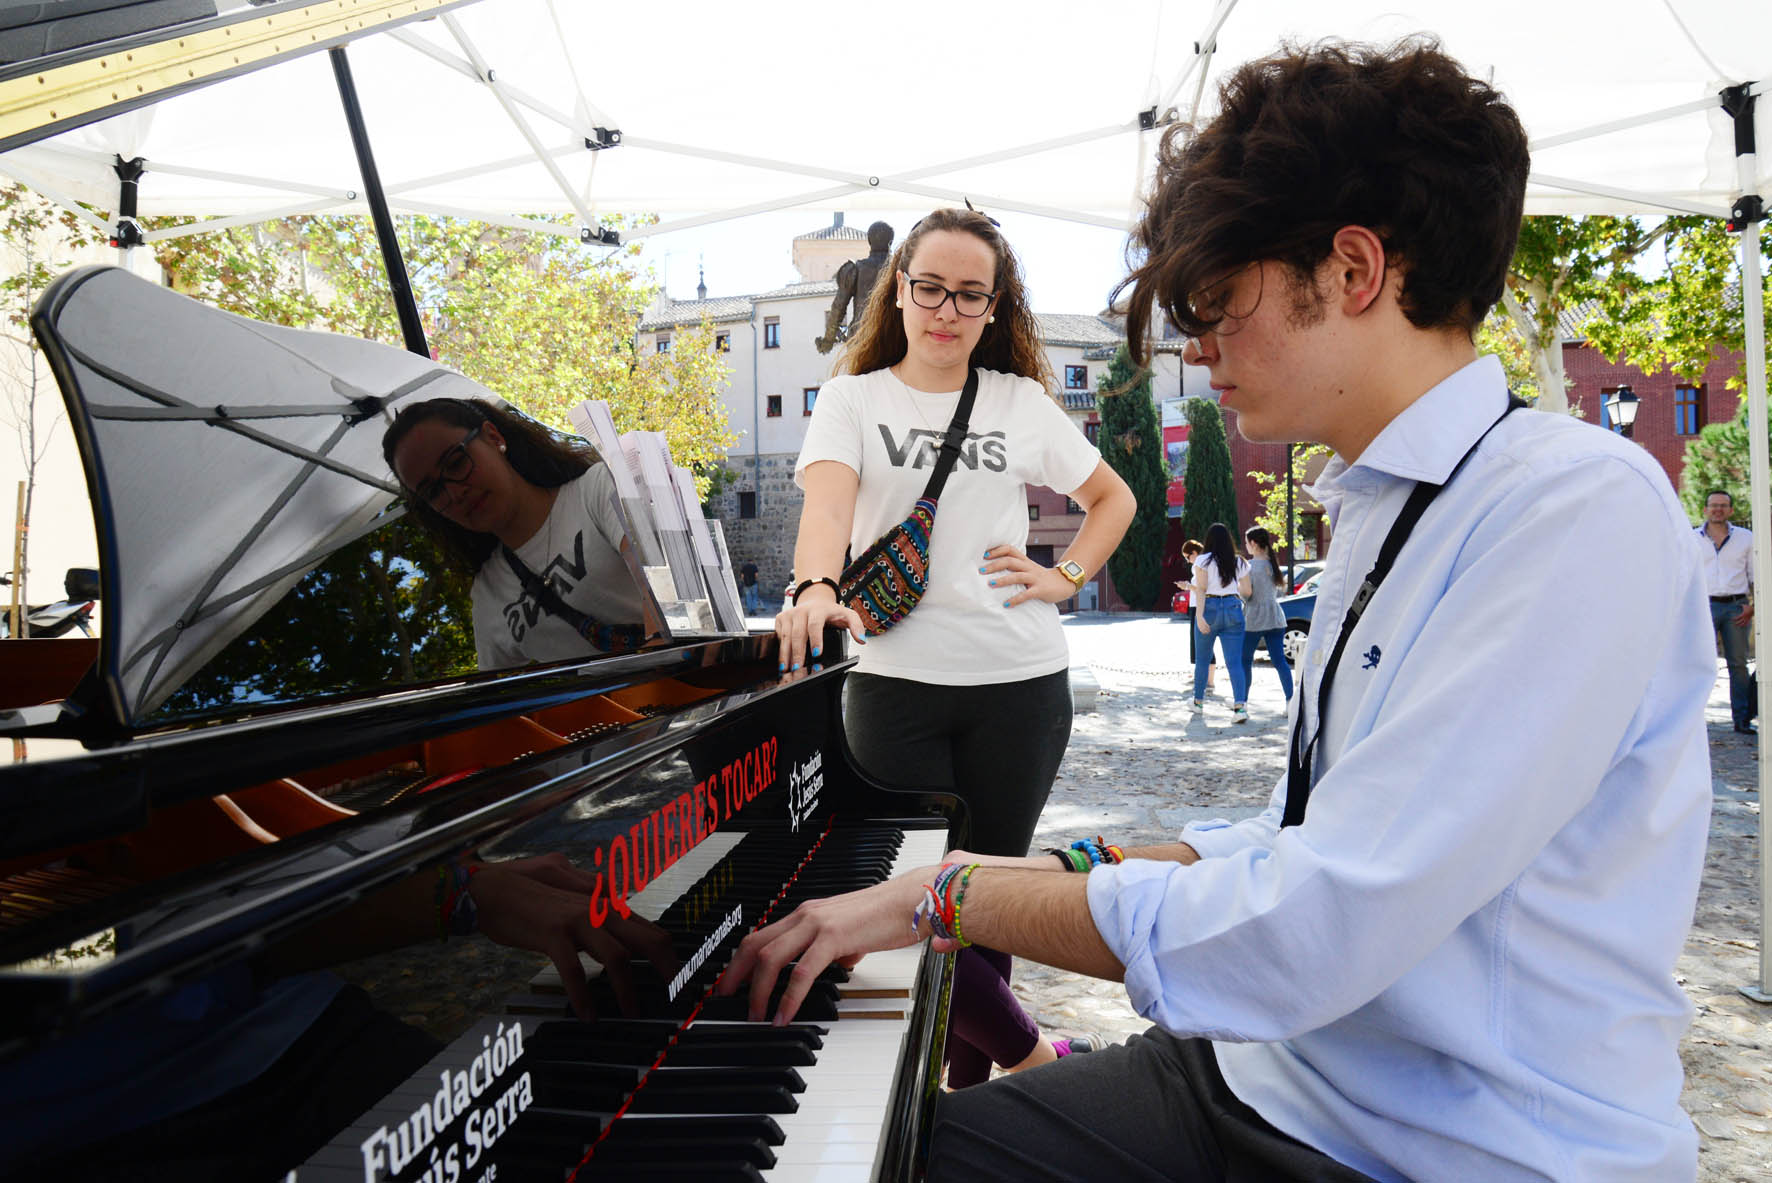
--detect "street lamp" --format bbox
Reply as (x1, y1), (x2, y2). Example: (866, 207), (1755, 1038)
(1604, 385), (1640, 438)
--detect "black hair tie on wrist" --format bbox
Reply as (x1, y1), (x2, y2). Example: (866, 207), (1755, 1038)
(792, 577), (840, 605)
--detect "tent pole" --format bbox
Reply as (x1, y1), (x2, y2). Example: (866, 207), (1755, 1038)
(1723, 82), (1771, 1004)
(328, 46), (429, 359)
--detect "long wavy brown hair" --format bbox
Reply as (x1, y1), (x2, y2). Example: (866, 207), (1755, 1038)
(839, 208), (1055, 390)
(381, 396), (599, 574)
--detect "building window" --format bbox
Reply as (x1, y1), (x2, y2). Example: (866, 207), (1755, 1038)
(763, 318), (780, 349)
(1083, 420), (1100, 445)
(738, 490), (757, 519)
(1065, 497), (1082, 515)
(766, 395), (782, 417)
(1027, 504), (1040, 521)
(655, 335), (671, 353)
(1675, 384), (1703, 435)
(1065, 365), (1087, 390)
(715, 332), (730, 352)
(803, 387), (819, 416)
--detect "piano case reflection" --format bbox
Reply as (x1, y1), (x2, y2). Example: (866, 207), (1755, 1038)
(0, 268), (962, 1183)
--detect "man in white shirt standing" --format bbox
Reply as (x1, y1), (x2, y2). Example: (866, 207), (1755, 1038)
(1697, 489), (1756, 733)
(721, 38), (1713, 1183)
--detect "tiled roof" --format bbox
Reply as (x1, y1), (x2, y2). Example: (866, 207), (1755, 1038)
(795, 223), (868, 241)
(755, 280), (839, 300)
(1037, 313), (1123, 347)
(637, 295), (755, 331)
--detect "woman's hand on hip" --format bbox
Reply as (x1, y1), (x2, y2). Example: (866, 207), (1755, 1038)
(983, 545), (1077, 608)
(774, 589), (865, 672)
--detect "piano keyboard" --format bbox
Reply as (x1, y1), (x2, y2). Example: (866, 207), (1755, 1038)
(299, 825), (948, 1182)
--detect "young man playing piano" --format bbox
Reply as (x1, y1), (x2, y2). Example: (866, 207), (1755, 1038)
(721, 39), (1714, 1183)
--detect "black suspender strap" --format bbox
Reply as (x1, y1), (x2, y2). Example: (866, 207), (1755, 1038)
(1281, 395), (1528, 828)
(917, 368), (981, 503)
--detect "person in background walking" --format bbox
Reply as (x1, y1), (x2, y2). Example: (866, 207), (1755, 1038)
(1191, 522), (1251, 722)
(739, 559), (762, 615)
(1177, 538), (1217, 694)
(1695, 489), (1756, 734)
(1240, 526), (1294, 702)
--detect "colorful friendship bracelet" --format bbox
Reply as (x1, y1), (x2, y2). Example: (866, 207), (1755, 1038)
(1046, 837), (1126, 872)
(911, 861), (978, 947)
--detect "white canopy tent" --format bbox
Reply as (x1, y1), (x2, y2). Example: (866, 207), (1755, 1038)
(0, 0), (1768, 992)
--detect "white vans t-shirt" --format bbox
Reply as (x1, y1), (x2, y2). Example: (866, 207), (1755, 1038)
(795, 367), (1100, 685)
(471, 463), (644, 669)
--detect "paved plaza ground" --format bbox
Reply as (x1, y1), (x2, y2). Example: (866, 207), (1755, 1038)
(995, 613), (1769, 1183)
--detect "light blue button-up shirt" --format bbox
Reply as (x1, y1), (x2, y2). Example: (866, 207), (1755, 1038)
(1087, 356), (1713, 1182)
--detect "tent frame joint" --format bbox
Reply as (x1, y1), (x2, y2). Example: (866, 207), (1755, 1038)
(584, 127), (622, 151)
(1729, 195), (1765, 231)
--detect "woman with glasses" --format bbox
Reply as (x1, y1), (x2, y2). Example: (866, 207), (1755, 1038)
(778, 207), (1136, 1084)
(382, 396), (651, 669)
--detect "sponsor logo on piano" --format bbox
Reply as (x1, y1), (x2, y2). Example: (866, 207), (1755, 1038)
(787, 749), (824, 833)
(348, 1019), (532, 1183)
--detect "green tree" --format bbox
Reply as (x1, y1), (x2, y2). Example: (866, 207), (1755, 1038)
(1251, 443), (1331, 560)
(1096, 346), (1168, 610)
(1179, 397), (1238, 545)
(1499, 215), (1668, 415)
(1582, 216), (1771, 394)
(1676, 401), (1771, 525)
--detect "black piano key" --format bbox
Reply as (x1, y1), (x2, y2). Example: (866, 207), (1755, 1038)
(587, 1136), (777, 1168)
(597, 1114), (786, 1146)
(572, 1163), (766, 1182)
(626, 1083), (797, 1115)
(645, 1065), (806, 1096)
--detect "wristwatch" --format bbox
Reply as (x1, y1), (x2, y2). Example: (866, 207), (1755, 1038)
(1055, 559), (1088, 589)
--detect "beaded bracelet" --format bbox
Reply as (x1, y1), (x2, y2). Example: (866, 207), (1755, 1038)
(1047, 837), (1126, 871)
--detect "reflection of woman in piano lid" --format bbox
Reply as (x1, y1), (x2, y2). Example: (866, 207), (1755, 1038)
(780, 207), (1137, 1085)
(382, 397), (657, 669)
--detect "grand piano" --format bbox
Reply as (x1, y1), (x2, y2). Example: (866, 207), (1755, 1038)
(0, 6), (961, 1181)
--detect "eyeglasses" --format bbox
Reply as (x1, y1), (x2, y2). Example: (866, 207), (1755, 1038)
(409, 423), (484, 506)
(1184, 261), (1263, 328)
(901, 273), (997, 318)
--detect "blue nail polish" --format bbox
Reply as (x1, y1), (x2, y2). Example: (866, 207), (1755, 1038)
(778, 663), (786, 672)
(812, 646), (821, 657)
(978, 566), (987, 573)
(1002, 600), (1012, 607)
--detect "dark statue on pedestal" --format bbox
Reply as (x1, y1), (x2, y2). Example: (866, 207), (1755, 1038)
(815, 220), (894, 353)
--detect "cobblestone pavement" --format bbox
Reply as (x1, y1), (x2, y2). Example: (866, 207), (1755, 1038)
(1001, 613), (1769, 1183)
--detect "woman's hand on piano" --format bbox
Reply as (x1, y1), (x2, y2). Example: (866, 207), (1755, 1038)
(469, 853), (679, 1021)
(774, 588), (865, 674)
(717, 870), (935, 1025)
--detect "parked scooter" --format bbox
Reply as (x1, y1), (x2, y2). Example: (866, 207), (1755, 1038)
(1, 568), (99, 639)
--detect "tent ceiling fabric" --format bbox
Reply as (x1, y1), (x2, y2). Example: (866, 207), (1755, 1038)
(1, 0), (1767, 233)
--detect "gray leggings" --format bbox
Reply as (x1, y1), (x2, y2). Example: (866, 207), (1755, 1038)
(842, 669), (1072, 856)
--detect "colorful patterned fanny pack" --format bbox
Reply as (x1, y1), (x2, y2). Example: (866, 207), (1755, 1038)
(836, 368), (979, 636)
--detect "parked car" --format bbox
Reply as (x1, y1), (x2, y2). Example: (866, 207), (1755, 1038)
(1276, 581), (1318, 665)
(1286, 562), (1325, 594)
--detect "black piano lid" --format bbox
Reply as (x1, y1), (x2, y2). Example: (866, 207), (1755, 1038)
(0, 633), (788, 858)
(0, 644), (850, 1049)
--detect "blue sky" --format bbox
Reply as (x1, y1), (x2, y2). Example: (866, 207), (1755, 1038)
(632, 209), (1138, 317)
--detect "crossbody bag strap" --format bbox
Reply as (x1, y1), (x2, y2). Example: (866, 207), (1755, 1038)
(917, 367), (981, 503)
(1282, 395), (1527, 828)
(501, 545), (642, 652)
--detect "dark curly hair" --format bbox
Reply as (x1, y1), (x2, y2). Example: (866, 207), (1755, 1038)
(841, 207), (1055, 391)
(381, 396), (599, 574)
(1118, 39), (1530, 361)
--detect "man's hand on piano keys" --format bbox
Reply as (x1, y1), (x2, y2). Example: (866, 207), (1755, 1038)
(469, 853), (679, 1021)
(717, 869), (937, 1024)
